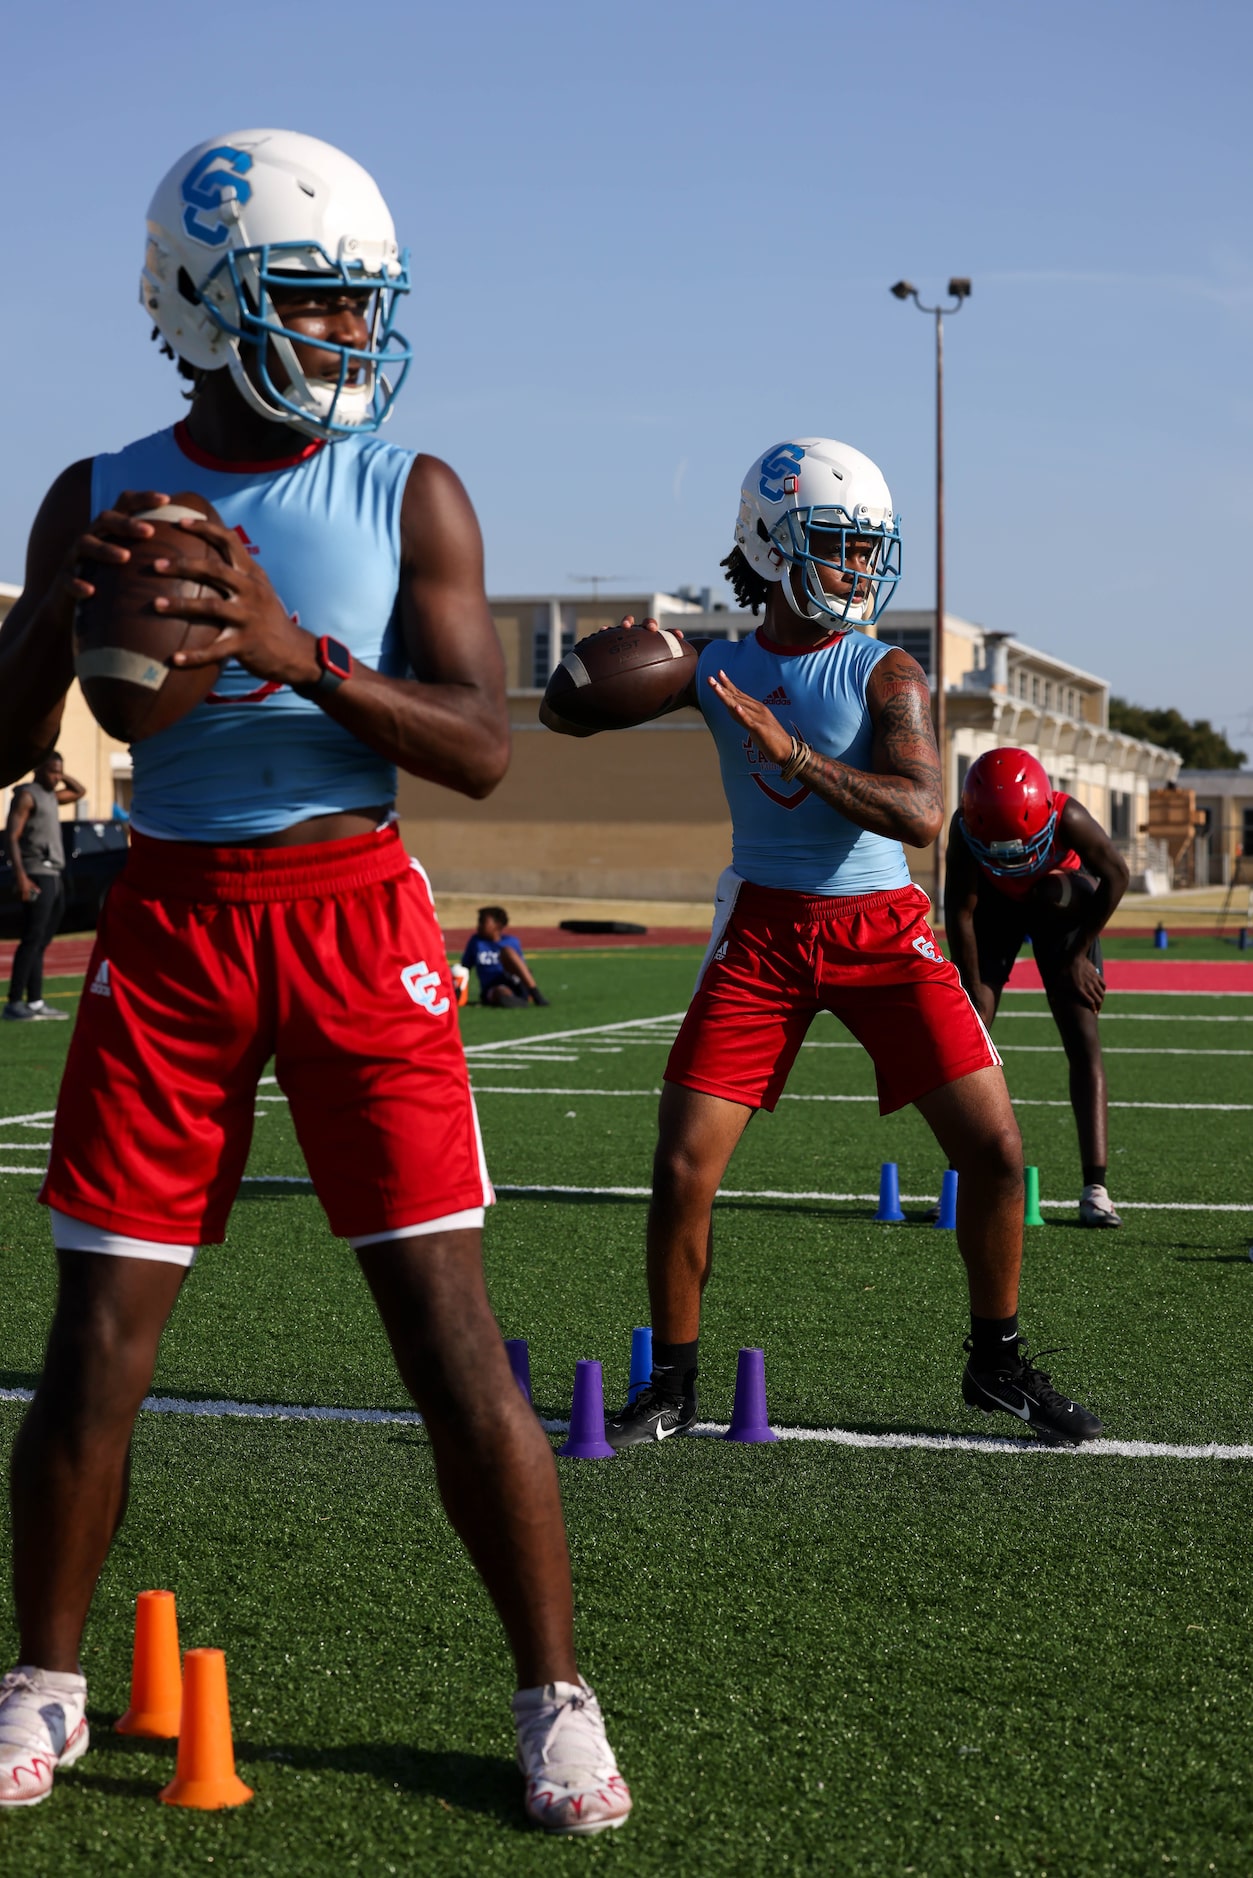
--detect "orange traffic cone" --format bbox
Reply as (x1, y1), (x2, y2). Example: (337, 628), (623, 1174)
(159, 1648), (253, 1809)
(116, 1590), (182, 1737)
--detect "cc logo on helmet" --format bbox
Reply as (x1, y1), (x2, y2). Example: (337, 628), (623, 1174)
(758, 445), (805, 503)
(181, 146), (254, 248)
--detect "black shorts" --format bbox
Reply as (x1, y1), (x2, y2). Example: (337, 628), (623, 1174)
(973, 875), (1103, 998)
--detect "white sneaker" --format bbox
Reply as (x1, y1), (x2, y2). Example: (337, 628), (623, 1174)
(26, 1002), (68, 1022)
(0, 1667), (89, 1806)
(1079, 1184), (1122, 1228)
(512, 1678), (631, 1835)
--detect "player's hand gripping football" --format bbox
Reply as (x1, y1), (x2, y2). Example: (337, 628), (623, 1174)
(614, 613), (684, 639)
(707, 669), (792, 766)
(61, 491), (175, 611)
(154, 515), (321, 690)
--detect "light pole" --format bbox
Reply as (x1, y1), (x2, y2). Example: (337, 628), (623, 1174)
(890, 276), (971, 904)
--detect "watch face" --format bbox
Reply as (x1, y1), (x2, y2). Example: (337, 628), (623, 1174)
(323, 637), (353, 680)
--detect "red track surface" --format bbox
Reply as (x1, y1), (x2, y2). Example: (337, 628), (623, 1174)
(0, 936), (99, 976)
(7, 933), (1250, 992)
(1007, 958), (1253, 994)
(443, 925), (709, 954)
(2, 927), (711, 979)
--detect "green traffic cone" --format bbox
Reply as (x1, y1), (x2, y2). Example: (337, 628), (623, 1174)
(1024, 1165), (1045, 1227)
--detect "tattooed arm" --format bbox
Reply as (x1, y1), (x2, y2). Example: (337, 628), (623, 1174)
(706, 646), (944, 847)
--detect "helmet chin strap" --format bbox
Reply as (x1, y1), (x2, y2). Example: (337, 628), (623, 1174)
(224, 330), (377, 441)
(780, 560), (865, 625)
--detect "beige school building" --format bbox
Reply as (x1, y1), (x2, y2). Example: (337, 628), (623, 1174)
(1, 581), (1182, 905)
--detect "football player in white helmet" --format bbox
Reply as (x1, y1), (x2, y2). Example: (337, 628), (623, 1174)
(141, 129), (411, 443)
(728, 437), (902, 627)
(0, 130), (630, 1834)
(548, 437), (1104, 1456)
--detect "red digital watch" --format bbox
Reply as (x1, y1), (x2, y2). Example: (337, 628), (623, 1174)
(294, 635), (354, 700)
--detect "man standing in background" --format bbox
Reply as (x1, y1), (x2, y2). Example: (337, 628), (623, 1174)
(4, 753), (85, 1022)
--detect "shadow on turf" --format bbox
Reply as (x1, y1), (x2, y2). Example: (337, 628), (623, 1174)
(0, 1370), (40, 1393)
(78, 1715), (522, 1822)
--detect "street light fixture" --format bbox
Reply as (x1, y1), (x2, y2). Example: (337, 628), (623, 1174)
(889, 275), (972, 901)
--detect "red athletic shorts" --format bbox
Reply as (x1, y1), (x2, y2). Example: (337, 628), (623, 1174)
(665, 880), (1000, 1115)
(41, 827), (491, 1245)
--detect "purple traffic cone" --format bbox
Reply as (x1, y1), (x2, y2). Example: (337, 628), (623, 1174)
(627, 1327), (653, 1405)
(504, 1337), (532, 1402)
(934, 1168), (958, 1230)
(559, 1360), (616, 1459)
(723, 1347), (778, 1444)
(874, 1161), (906, 1223)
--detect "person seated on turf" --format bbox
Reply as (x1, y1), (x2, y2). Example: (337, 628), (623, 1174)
(462, 905), (549, 1007)
(945, 748), (1130, 1228)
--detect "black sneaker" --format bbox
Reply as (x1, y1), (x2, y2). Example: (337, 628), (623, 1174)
(605, 1384), (698, 1450)
(961, 1339), (1103, 1445)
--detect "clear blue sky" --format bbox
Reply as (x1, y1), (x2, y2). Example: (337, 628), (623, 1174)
(3, 0), (1250, 754)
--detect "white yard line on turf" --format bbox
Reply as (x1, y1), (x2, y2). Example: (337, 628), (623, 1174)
(463, 1087), (1253, 1112)
(798, 1043), (1253, 1055)
(462, 1012), (689, 1056)
(490, 1183), (1253, 1212)
(3, 1161), (1241, 1211)
(980, 1012), (1253, 1023)
(0, 1384), (1244, 1462)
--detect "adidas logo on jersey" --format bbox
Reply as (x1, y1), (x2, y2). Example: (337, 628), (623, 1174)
(90, 960), (112, 998)
(763, 686), (791, 707)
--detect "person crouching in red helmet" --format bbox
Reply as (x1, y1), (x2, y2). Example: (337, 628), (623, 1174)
(945, 749), (1130, 1227)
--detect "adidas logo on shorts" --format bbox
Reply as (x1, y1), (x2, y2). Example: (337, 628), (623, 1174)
(90, 960), (112, 998)
(763, 686), (791, 707)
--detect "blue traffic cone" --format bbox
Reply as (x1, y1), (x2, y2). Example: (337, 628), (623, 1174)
(934, 1168), (958, 1230)
(627, 1327), (653, 1405)
(559, 1360), (616, 1459)
(504, 1337), (532, 1402)
(874, 1161), (906, 1223)
(723, 1347), (778, 1444)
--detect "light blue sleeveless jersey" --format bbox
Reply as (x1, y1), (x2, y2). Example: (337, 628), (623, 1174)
(696, 627), (912, 894)
(90, 424), (414, 840)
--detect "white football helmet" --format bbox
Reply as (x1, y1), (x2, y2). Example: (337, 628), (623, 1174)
(734, 438), (902, 625)
(140, 129), (411, 442)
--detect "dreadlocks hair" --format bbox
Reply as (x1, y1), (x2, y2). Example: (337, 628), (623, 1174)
(150, 327), (206, 401)
(720, 545), (773, 616)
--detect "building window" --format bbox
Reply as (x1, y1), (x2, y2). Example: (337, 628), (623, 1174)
(1109, 790), (1131, 839)
(956, 754), (970, 797)
(1243, 808), (1253, 856)
(1031, 676), (1040, 705)
(874, 625), (932, 676)
(531, 607), (577, 688)
(1044, 681), (1053, 710)
(1018, 670), (1028, 699)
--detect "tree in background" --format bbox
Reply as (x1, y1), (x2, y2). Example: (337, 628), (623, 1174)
(1108, 700), (1246, 769)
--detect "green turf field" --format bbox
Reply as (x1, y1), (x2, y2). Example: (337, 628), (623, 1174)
(1, 954), (1250, 1876)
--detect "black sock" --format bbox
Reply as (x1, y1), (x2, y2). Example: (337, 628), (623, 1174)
(969, 1313), (1020, 1371)
(651, 1339), (698, 1399)
(1083, 1164), (1107, 1188)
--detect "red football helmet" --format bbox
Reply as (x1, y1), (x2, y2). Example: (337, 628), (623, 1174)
(959, 748), (1057, 877)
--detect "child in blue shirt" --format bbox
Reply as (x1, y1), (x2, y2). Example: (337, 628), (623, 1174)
(461, 906), (550, 1008)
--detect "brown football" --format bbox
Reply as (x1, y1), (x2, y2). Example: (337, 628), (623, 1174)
(541, 625), (699, 732)
(73, 491), (233, 744)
